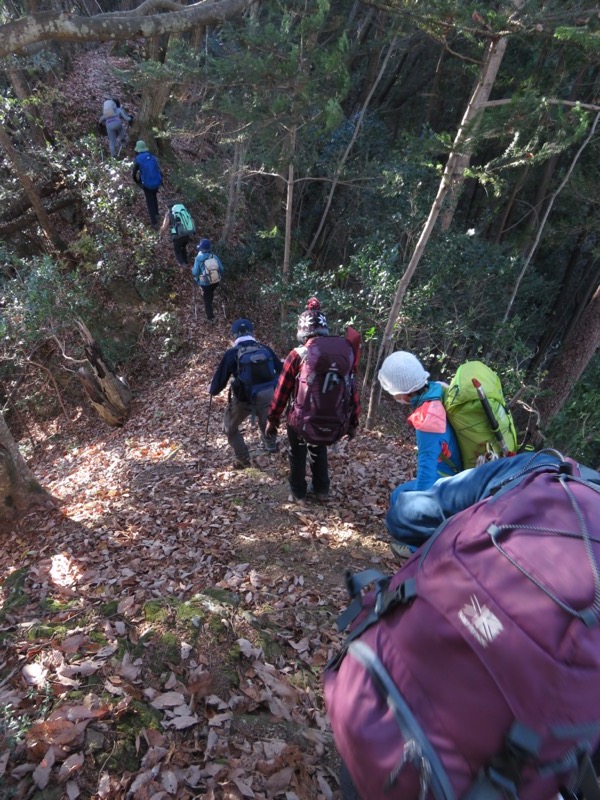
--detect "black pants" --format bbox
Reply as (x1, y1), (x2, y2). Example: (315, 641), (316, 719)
(286, 425), (329, 499)
(172, 234), (191, 266)
(142, 186), (159, 226)
(201, 282), (219, 320)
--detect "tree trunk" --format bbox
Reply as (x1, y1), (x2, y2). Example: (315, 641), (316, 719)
(0, 413), (56, 524)
(0, 195), (80, 238)
(0, 124), (66, 251)
(535, 283), (600, 427)
(527, 222), (599, 373)
(221, 137), (246, 244)
(489, 165), (529, 244)
(283, 160), (294, 280)
(364, 35), (509, 429)
(0, 175), (68, 221)
(438, 37), (509, 232)
(135, 80), (174, 157)
(76, 321), (132, 427)
(423, 43), (445, 129)
(190, 23), (206, 52)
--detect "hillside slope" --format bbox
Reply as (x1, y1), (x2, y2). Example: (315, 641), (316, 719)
(0, 45), (416, 800)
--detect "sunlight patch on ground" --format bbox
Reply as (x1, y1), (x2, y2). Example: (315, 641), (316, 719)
(49, 552), (84, 589)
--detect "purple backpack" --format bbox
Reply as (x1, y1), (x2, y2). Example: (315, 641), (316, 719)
(287, 336), (354, 446)
(324, 458), (600, 800)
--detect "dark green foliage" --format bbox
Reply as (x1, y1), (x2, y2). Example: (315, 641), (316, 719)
(0, 256), (94, 346)
(1, 0), (599, 460)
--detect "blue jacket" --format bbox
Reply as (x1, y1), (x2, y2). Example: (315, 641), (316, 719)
(209, 336), (283, 397)
(385, 381), (463, 546)
(192, 251), (223, 287)
(405, 381), (462, 490)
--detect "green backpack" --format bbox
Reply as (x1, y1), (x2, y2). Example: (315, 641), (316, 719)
(170, 204), (195, 237)
(443, 361), (518, 469)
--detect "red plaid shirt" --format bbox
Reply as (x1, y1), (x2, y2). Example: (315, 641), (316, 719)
(267, 345), (360, 431)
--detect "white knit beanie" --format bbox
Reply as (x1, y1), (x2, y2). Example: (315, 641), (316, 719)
(378, 351), (430, 395)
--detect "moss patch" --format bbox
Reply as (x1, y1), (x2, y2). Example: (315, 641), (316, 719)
(100, 600), (119, 617)
(143, 599), (171, 623)
(146, 632), (180, 673)
(39, 597), (77, 613)
(117, 699), (162, 733)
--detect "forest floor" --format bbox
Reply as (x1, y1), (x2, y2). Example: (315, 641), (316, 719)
(0, 46), (416, 800)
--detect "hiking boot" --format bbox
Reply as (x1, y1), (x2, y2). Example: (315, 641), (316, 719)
(263, 441), (279, 454)
(389, 540), (415, 562)
(234, 458), (251, 469)
(307, 482), (329, 501)
(287, 493), (306, 506)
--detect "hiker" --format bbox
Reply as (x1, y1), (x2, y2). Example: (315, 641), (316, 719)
(378, 350), (463, 558)
(98, 98), (132, 158)
(132, 141), (163, 229)
(209, 319), (282, 469)
(159, 202), (196, 266)
(379, 350), (462, 492)
(192, 239), (223, 322)
(266, 298), (359, 503)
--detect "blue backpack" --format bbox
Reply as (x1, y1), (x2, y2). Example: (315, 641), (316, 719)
(137, 152), (162, 190)
(236, 344), (277, 402)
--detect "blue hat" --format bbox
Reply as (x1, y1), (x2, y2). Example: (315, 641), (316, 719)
(197, 238), (212, 251)
(231, 319), (254, 336)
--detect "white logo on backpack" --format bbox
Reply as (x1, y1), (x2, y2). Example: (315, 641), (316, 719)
(459, 595), (503, 646)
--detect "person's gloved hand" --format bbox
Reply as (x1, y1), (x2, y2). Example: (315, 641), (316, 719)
(265, 422), (278, 438)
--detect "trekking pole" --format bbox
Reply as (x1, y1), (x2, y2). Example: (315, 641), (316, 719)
(472, 378), (510, 457)
(203, 394), (212, 451)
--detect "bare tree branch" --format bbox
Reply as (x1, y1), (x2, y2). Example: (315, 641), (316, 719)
(0, 0), (255, 58)
(484, 98), (600, 113)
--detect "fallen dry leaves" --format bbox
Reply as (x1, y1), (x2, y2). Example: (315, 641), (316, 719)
(0, 340), (412, 799)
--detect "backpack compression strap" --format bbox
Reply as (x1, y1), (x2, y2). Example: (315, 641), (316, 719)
(327, 569), (417, 671)
(462, 723), (600, 800)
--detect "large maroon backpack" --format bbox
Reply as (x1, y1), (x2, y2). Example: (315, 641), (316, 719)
(324, 457), (600, 800)
(287, 335), (355, 446)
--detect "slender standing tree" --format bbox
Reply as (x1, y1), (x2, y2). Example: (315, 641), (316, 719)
(365, 33), (509, 428)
